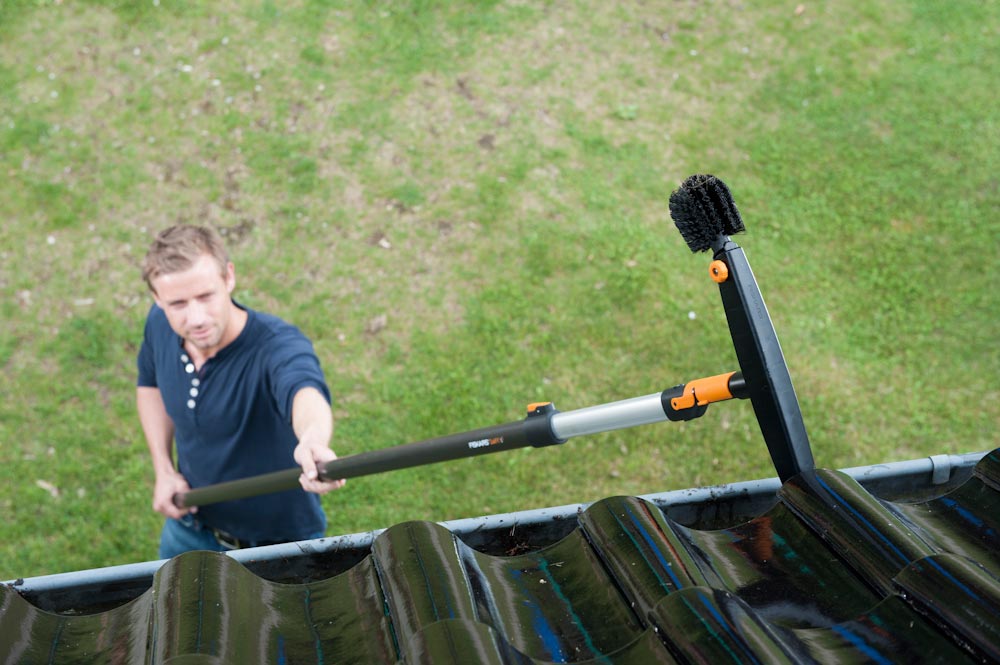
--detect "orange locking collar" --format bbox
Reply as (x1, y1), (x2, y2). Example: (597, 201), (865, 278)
(670, 371), (737, 411)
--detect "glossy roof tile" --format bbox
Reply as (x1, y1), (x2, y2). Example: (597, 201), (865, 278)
(3, 449), (1000, 664)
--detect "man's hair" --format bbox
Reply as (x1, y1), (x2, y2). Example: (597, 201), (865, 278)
(141, 225), (229, 292)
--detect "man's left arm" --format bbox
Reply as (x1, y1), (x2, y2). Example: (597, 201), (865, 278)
(291, 386), (346, 494)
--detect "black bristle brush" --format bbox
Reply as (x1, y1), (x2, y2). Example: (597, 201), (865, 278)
(668, 174), (746, 253)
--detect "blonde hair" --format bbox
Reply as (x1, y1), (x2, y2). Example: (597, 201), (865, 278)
(141, 225), (229, 292)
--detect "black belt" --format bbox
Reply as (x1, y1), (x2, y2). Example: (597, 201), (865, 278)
(210, 527), (284, 550)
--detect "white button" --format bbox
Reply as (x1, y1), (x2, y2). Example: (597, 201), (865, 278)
(187, 399), (196, 409)
(185, 363), (195, 373)
(181, 354), (189, 363)
(191, 378), (200, 387)
(190, 388), (199, 397)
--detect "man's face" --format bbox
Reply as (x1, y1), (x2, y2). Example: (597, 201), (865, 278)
(151, 254), (236, 353)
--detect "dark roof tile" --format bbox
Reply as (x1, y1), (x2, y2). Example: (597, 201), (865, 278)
(4, 449), (1000, 663)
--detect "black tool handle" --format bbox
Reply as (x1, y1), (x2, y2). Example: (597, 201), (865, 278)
(173, 405), (561, 508)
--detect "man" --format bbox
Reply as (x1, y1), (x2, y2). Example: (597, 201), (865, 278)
(137, 225), (345, 559)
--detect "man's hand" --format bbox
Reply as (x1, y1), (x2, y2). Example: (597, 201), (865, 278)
(153, 469), (196, 519)
(137, 386), (191, 518)
(293, 436), (347, 494)
(292, 386), (346, 495)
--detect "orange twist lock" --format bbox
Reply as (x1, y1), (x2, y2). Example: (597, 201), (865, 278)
(709, 260), (729, 283)
(670, 372), (737, 411)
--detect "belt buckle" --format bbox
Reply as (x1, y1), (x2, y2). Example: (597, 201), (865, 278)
(212, 528), (243, 550)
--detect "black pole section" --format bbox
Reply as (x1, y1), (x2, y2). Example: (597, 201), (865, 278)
(174, 403), (562, 509)
(714, 239), (814, 481)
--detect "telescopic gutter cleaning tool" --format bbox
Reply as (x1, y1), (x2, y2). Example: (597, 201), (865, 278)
(174, 174), (813, 509)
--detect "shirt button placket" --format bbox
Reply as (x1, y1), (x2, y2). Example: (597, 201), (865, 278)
(182, 353), (197, 414)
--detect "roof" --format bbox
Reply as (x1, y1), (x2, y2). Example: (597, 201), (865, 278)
(3, 448), (999, 664)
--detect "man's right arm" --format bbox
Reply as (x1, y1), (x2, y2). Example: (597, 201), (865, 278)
(137, 386), (192, 518)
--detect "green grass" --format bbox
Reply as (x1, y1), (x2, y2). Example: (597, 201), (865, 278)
(1, 0), (997, 580)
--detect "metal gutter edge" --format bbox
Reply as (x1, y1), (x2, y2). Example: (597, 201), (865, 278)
(5, 450), (988, 612)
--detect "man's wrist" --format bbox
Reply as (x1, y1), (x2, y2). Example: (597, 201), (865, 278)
(153, 462), (180, 481)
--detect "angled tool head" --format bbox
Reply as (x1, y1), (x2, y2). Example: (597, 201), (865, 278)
(668, 173), (814, 481)
(668, 174), (746, 253)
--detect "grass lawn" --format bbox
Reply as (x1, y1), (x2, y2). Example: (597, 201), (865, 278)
(0, 0), (997, 580)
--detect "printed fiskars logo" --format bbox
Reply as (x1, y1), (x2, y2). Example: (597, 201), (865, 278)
(467, 437), (503, 449)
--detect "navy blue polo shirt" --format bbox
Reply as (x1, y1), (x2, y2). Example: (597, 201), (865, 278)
(137, 302), (330, 542)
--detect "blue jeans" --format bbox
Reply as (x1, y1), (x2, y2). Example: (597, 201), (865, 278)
(158, 515), (324, 559)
